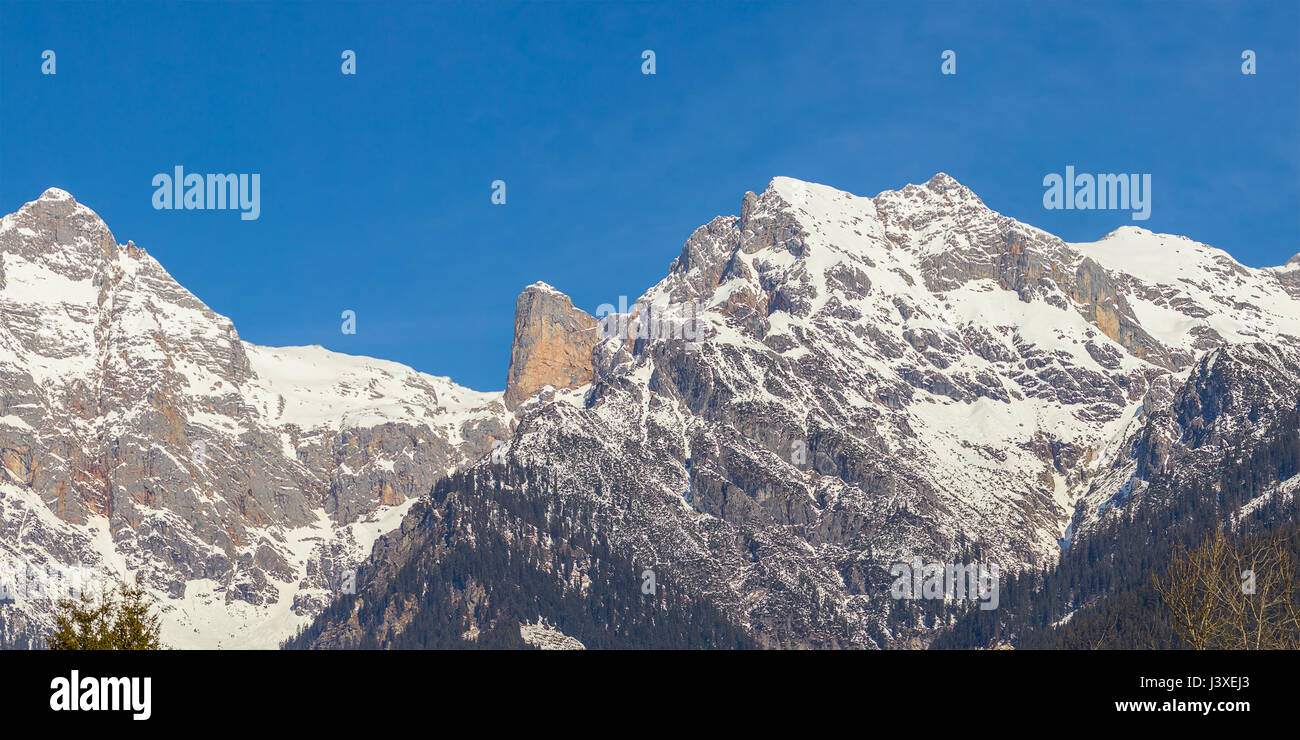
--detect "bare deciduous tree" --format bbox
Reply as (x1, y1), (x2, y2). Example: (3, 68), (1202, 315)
(1155, 530), (1300, 650)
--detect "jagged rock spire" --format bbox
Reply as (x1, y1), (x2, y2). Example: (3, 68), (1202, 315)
(503, 282), (598, 410)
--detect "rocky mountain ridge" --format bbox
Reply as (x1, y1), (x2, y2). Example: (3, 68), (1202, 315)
(4, 174), (1297, 649)
(303, 173), (1300, 648)
(0, 189), (508, 648)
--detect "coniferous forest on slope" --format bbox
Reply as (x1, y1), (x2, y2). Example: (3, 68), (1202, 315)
(284, 465), (756, 650)
(933, 400), (1300, 649)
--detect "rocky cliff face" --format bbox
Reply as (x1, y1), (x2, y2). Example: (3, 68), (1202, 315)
(303, 174), (1300, 649)
(1267, 254), (1300, 299)
(0, 190), (509, 648)
(1079, 342), (1300, 528)
(503, 282), (598, 410)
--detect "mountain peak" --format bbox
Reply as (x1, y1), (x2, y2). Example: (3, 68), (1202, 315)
(914, 171), (981, 203)
(38, 187), (75, 202)
(23, 187), (96, 221)
(4, 188), (118, 265)
(1102, 224), (1156, 240)
(523, 280), (568, 298)
(761, 176), (876, 217)
(760, 173), (982, 215)
(925, 171), (962, 189)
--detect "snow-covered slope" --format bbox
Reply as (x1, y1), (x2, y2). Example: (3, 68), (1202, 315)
(0, 189), (509, 648)
(1071, 226), (1300, 353)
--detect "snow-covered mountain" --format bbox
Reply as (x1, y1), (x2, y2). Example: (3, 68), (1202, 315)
(301, 174), (1300, 649)
(0, 189), (509, 648)
(5, 174), (1298, 650)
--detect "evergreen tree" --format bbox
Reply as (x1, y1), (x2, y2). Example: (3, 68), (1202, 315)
(47, 579), (163, 650)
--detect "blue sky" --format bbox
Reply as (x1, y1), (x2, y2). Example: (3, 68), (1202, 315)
(3, 1), (1297, 392)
